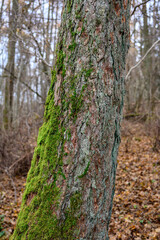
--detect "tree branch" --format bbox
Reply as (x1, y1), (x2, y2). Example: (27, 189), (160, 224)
(26, 28), (52, 68)
(16, 31), (52, 68)
(20, 80), (44, 100)
(126, 39), (160, 80)
(1, 66), (44, 99)
(131, 0), (151, 16)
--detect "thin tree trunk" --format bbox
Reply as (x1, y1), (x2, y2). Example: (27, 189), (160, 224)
(15, 56), (23, 126)
(0, 0), (5, 30)
(50, 0), (55, 65)
(11, 1), (130, 239)
(3, 77), (9, 129)
(150, 0), (156, 114)
(3, 0), (18, 128)
(53, 0), (59, 61)
(142, 0), (151, 114)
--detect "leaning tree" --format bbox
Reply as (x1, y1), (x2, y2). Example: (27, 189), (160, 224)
(11, 0), (130, 239)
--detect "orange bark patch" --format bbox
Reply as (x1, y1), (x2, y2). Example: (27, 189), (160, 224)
(77, 21), (83, 32)
(71, 128), (77, 149)
(110, 32), (114, 44)
(105, 176), (110, 189)
(104, 65), (113, 75)
(89, 102), (97, 125)
(122, 15), (126, 23)
(84, 37), (89, 46)
(81, 31), (88, 38)
(123, 0), (127, 10)
(26, 192), (36, 206)
(93, 225), (97, 232)
(64, 142), (70, 154)
(113, 1), (120, 16)
(95, 24), (102, 35)
(103, 63), (114, 89)
(95, 162), (99, 175)
(93, 187), (102, 214)
(93, 194), (99, 212)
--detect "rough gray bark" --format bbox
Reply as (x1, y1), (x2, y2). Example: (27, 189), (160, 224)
(11, 0), (130, 239)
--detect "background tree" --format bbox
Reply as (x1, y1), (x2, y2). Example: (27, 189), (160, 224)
(0, 0), (62, 129)
(125, 0), (160, 120)
(3, 0), (18, 128)
(11, 0), (130, 239)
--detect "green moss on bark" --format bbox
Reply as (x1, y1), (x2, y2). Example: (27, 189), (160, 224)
(11, 30), (97, 240)
(78, 161), (90, 178)
(10, 66), (83, 239)
(56, 49), (66, 77)
(68, 41), (77, 51)
(10, 72), (61, 239)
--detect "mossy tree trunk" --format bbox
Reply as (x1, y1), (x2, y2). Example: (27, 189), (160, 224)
(11, 0), (130, 239)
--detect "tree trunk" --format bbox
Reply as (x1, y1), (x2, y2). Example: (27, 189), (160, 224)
(11, 0), (130, 239)
(142, 0), (151, 114)
(0, 0), (5, 30)
(15, 56), (23, 126)
(3, 0), (18, 128)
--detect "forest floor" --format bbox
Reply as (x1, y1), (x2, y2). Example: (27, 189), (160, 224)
(0, 121), (160, 239)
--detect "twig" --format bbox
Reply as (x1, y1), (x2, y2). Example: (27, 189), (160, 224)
(16, 30), (52, 68)
(1, 66), (44, 99)
(21, 80), (44, 99)
(126, 39), (160, 80)
(131, 0), (151, 16)
(29, 30), (52, 68)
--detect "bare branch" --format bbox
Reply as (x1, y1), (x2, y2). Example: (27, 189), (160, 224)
(131, 0), (151, 16)
(1, 66), (44, 100)
(126, 39), (160, 80)
(16, 31), (52, 68)
(20, 80), (44, 100)
(38, 54), (52, 68)
(25, 28), (52, 68)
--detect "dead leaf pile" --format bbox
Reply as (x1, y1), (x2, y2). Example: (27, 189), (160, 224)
(109, 123), (160, 239)
(0, 176), (26, 239)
